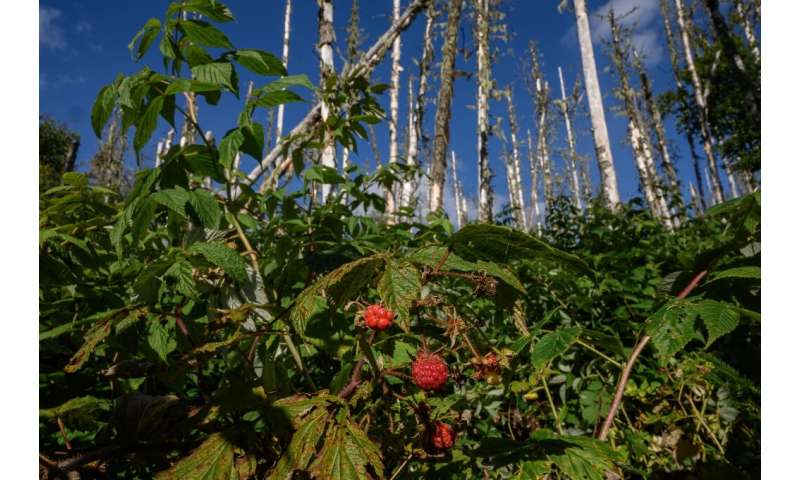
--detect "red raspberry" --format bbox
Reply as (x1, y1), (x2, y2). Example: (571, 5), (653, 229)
(411, 352), (448, 390)
(363, 304), (394, 331)
(432, 422), (455, 450)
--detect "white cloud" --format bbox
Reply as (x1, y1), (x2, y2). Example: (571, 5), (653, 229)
(40, 6), (66, 50)
(561, 0), (664, 66)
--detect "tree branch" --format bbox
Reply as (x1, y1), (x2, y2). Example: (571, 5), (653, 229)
(597, 269), (708, 440)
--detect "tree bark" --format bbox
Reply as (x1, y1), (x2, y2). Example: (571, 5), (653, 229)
(573, 0), (620, 208)
(503, 89), (527, 229)
(674, 0), (725, 204)
(557, 66), (583, 211)
(275, 0), (293, 145)
(386, 0), (403, 218)
(475, 0), (493, 223)
(450, 150), (468, 228)
(317, 0), (336, 202)
(632, 49), (683, 224)
(608, 11), (671, 226)
(429, 0), (464, 214)
(529, 42), (552, 211)
(402, 74), (417, 207)
(243, 0), (430, 194)
(526, 128), (542, 232)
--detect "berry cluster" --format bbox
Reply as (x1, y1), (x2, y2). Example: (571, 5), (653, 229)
(431, 422), (455, 450)
(411, 352), (449, 391)
(363, 304), (395, 331)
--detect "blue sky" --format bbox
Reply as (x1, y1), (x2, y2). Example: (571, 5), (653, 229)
(40, 0), (710, 218)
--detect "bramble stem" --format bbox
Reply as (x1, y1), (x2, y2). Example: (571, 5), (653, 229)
(542, 376), (564, 435)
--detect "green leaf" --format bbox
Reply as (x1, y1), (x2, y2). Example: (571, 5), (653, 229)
(164, 78), (221, 96)
(259, 74), (315, 92)
(188, 189), (221, 229)
(147, 320), (176, 363)
(530, 327), (581, 370)
(191, 62), (237, 92)
(179, 19), (234, 49)
(218, 128), (244, 170)
(309, 420), (385, 480)
(129, 18), (161, 61)
(151, 187), (190, 217)
(154, 432), (236, 480)
(694, 300), (741, 347)
(645, 299), (741, 358)
(268, 407), (329, 479)
(131, 196), (157, 243)
(134, 96), (164, 152)
(451, 224), (589, 272)
(292, 255), (384, 335)
(235, 49), (286, 76)
(91, 85), (116, 138)
(164, 259), (197, 297)
(406, 245), (477, 272)
(168, 0), (235, 22)
(476, 260), (526, 294)
(644, 300), (698, 359)
(64, 309), (144, 373)
(190, 242), (248, 283)
(377, 260), (421, 332)
(253, 90), (305, 108)
(710, 266), (761, 281)
(39, 396), (111, 420)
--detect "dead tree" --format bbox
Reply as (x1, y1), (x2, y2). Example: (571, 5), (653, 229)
(557, 66), (583, 211)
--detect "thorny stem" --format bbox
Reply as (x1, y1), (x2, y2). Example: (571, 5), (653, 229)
(56, 417), (72, 450)
(340, 331), (378, 399)
(597, 269), (708, 440)
(542, 376), (564, 435)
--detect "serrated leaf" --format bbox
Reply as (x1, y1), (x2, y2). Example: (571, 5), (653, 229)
(191, 242), (248, 283)
(235, 49), (286, 76)
(268, 407), (329, 479)
(168, 0), (235, 22)
(219, 128), (244, 170)
(530, 327), (581, 370)
(188, 189), (221, 229)
(644, 300), (697, 359)
(377, 260), (420, 332)
(164, 78), (221, 96)
(154, 432), (236, 480)
(476, 260), (525, 294)
(710, 266), (760, 281)
(39, 396), (111, 420)
(291, 256), (384, 334)
(134, 96), (164, 152)
(192, 62), (237, 92)
(129, 18), (161, 61)
(451, 224), (589, 272)
(91, 85), (116, 138)
(64, 309), (144, 373)
(147, 319), (176, 363)
(309, 421), (384, 480)
(151, 187), (190, 217)
(253, 90), (305, 108)
(694, 300), (740, 347)
(179, 19), (234, 49)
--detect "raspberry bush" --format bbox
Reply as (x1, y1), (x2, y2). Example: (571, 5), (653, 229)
(38, 1), (761, 479)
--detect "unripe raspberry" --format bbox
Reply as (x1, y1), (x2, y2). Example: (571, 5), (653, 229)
(432, 422), (455, 450)
(363, 304), (394, 331)
(411, 352), (448, 391)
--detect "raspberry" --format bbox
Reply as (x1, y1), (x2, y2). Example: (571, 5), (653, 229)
(432, 422), (456, 450)
(411, 352), (448, 390)
(363, 304), (394, 331)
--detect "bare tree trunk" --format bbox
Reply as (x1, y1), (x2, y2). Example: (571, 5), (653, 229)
(450, 150), (468, 228)
(573, 0), (620, 208)
(736, 0), (759, 60)
(661, 0), (706, 210)
(503, 89), (527, 230)
(429, 0), (463, 214)
(557, 66), (583, 211)
(243, 0), (429, 193)
(528, 43), (553, 211)
(674, 0), (725, 204)
(318, 0), (336, 202)
(402, 74), (417, 207)
(275, 0), (293, 145)
(475, 0), (493, 222)
(632, 49), (683, 222)
(609, 11), (671, 226)
(689, 181), (703, 216)
(407, 2), (435, 213)
(386, 0), (403, 218)
(526, 128), (542, 232)
(180, 92), (198, 147)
